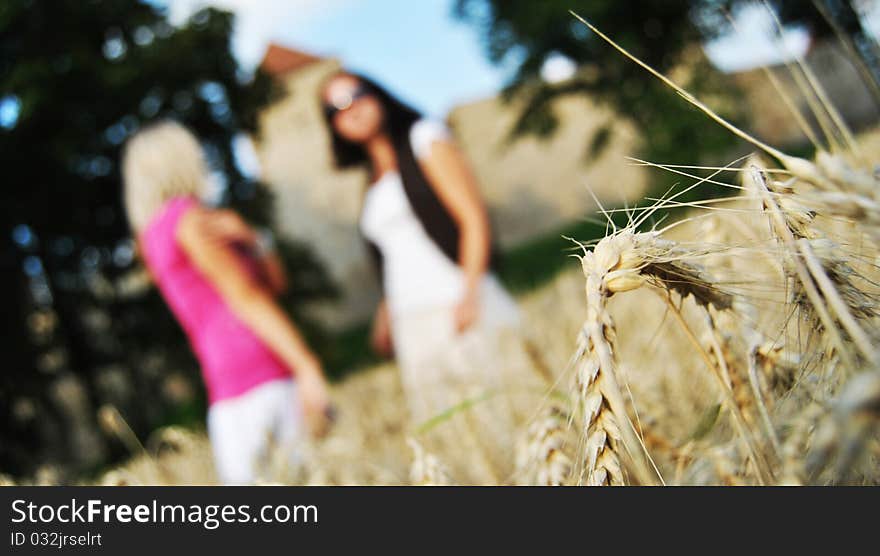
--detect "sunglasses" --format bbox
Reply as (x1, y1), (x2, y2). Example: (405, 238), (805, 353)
(323, 84), (372, 120)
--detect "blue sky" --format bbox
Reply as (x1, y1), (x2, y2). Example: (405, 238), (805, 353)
(265, 0), (521, 116)
(2, 0), (872, 128)
(162, 0), (518, 117)
(156, 0), (880, 117)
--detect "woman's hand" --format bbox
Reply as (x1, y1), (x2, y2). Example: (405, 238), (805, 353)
(201, 209), (259, 246)
(370, 300), (394, 357)
(454, 286), (481, 333)
(198, 209), (287, 295)
(296, 365), (333, 439)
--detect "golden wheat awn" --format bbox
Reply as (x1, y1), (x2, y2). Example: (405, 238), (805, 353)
(748, 164), (878, 367)
(574, 231), (670, 486)
(571, 219), (787, 483)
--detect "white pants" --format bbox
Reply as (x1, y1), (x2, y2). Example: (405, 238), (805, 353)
(207, 378), (302, 485)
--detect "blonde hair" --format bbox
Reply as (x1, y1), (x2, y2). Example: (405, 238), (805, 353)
(122, 120), (210, 232)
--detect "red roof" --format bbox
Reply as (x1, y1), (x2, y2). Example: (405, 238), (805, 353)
(259, 43), (322, 77)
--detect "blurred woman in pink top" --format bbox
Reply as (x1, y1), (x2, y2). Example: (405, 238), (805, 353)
(122, 121), (331, 484)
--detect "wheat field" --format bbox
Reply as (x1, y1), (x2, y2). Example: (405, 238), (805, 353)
(12, 164), (879, 486)
(9, 179), (879, 486)
(5, 19), (880, 487)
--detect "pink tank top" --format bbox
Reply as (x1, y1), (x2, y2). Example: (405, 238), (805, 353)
(140, 196), (290, 404)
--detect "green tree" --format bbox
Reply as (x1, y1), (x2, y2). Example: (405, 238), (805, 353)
(0, 0), (334, 477)
(455, 0), (879, 205)
(453, 0), (742, 168)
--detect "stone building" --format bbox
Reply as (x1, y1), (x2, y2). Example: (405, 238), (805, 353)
(447, 93), (647, 248)
(254, 46), (375, 329)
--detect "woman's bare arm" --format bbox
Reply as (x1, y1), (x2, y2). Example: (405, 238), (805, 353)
(178, 207), (318, 372)
(258, 241), (287, 295)
(260, 249), (288, 295)
(370, 298), (393, 357)
(419, 140), (491, 290)
(177, 207), (330, 432)
(418, 139), (492, 329)
(199, 209), (288, 295)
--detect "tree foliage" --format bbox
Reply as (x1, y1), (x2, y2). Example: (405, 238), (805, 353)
(453, 0), (876, 165)
(0, 0), (334, 477)
(453, 0), (741, 164)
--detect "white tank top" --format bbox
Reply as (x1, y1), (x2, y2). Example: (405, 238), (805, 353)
(360, 119), (467, 316)
(361, 119), (521, 326)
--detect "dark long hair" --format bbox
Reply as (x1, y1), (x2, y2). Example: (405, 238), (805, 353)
(321, 72), (499, 272)
(322, 72), (421, 176)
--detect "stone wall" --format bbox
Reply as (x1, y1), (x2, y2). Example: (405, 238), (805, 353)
(448, 94), (648, 248)
(255, 59), (381, 329)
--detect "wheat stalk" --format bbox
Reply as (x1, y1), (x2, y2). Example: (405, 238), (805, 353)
(576, 231), (672, 486)
(407, 438), (453, 486)
(804, 369), (880, 484)
(98, 404), (148, 456)
(574, 333), (624, 486)
(517, 403), (573, 486)
(747, 166), (868, 367)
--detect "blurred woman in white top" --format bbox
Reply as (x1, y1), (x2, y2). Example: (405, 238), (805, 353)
(320, 72), (538, 483)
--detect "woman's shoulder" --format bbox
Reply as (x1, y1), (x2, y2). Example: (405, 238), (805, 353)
(141, 196), (198, 241)
(140, 197), (201, 269)
(409, 118), (451, 160)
